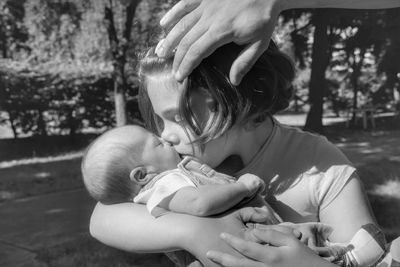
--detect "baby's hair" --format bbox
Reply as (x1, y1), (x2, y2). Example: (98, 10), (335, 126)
(138, 41), (295, 143)
(81, 126), (144, 204)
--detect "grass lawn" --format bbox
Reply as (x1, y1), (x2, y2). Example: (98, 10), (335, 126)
(0, 115), (399, 265)
(35, 234), (174, 267)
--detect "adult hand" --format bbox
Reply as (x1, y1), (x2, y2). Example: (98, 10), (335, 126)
(185, 206), (285, 266)
(206, 229), (337, 267)
(158, 0), (286, 85)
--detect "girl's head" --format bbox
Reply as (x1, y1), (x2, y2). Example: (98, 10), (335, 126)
(138, 41), (294, 167)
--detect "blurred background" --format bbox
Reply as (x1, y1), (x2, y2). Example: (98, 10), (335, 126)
(0, 0), (399, 266)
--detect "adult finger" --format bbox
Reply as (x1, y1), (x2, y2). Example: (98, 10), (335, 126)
(219, 232), (278, 264)
(174, 27), (232, 81)
(160, 0), (201, 29)
(157, 11), (201, 57)
(252, 224), (302, 239)
(251, 228), (298, 247)
(206, 250), (264, 267)
(229, 39), (269, 86)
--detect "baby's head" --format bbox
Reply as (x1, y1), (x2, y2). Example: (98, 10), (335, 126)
(81, 125), (181, 204)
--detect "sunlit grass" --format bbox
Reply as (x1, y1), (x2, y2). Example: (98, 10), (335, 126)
(369, 178), (400, 199)
(0, 152), (83, 169)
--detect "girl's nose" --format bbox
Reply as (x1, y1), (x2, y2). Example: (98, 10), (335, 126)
(161, 131), (179, 145)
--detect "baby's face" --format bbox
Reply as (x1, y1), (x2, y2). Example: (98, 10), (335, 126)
(139, 130), (181, 172)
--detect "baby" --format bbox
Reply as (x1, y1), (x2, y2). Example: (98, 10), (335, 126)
(81, 124), (279, 219)
(81, 125), (386, 267)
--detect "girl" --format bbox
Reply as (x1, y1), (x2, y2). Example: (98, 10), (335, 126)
(90, 41), (376, 267)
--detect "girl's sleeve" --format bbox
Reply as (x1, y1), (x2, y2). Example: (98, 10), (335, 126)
(134, 173), (196, 217)
(310, 136), (357, 211)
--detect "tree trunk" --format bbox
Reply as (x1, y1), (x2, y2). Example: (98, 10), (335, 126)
(37, 109), (47, 136)
(114, 61), (128, 126)
(0, 29), (7, 58)
(104, 0), (141, 127)
(350, 49), (365, 125)
(8, 111), (18, 139)
(304, 10), (330, 134)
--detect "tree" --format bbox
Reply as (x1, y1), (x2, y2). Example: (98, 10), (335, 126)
(303, 10), (330, 133)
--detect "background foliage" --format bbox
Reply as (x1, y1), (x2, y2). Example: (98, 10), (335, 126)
(0, 1), (399, 137)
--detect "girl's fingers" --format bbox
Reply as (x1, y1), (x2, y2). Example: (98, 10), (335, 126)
(160, 0), (201, 28)
(251, 228), (298, 247)
(174, 27), (231, 81)
(219, 232), (275, 263)
(229, 39), (269, 86)
(206, 250), (264, 267)
(157, 11), (201, 57)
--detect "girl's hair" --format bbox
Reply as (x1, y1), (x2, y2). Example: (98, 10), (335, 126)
(138, 41), (295, 143)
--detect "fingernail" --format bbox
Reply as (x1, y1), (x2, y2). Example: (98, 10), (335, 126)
(246, 222), (255, 228)
(231, 76), (239, 86)
(155, 39), (165, 57)
(293, 229), (301, 238)
(206, 251), (215, 258)
(175, 70), (183, 81)
(160, 15), (167, 26)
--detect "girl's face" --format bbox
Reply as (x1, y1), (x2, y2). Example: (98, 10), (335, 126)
(146, 77), (235, 168)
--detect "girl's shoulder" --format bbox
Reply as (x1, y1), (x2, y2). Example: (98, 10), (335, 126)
(269, 121), (357, 213)
(274, 121), (353, 170)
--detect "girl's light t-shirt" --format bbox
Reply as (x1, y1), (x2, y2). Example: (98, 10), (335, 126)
(236, 118), (356, 223)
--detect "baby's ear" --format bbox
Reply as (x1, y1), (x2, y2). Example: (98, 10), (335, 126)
(129, 167), (150, 185)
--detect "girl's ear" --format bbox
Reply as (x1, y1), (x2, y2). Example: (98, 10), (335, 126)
(129, 167), (151, 185)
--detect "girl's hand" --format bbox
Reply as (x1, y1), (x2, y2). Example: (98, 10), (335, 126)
(206, 229), (337, 267)
(277, 222), (333, 247)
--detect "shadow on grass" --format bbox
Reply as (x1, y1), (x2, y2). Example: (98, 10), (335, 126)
(0, 157), (83, 202)
(35, 234), (174, 267)
(0, 133), (97, 162)
(369, 194), (400, 242)
(357, 159), (400, 240)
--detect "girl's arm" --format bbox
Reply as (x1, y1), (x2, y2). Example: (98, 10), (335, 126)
(163, 174), (263, 216)
(319, 175), (376, 243)
(89, 202), (270, 266)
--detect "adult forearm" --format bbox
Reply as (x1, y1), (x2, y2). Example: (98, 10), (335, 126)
(90, 202), (251, 267)
(90, 202), (189, 252)
(284, 0), (400, 10)
(90, 203), (268, 267)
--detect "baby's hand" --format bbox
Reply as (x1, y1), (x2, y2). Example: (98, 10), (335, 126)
(237, 174), (266, 196)
(280, 222), (333, 248)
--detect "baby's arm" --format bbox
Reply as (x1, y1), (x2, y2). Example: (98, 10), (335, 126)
(159, 174), (265, 216)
